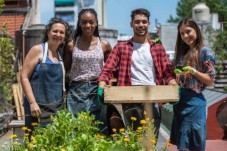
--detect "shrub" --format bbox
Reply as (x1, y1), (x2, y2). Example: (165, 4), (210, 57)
(5, 110), (170, 151)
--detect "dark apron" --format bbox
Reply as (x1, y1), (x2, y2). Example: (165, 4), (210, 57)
(24, 42), (65, 129)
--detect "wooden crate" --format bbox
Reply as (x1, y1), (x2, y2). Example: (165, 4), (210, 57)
(104, 85), (179, 103)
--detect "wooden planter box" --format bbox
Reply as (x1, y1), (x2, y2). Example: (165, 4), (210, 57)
(104, 85), (179, 103)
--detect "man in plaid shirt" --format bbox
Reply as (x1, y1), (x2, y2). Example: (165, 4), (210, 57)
(98, 8), (177, 138)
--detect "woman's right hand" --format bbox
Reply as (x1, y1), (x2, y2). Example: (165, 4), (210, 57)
(30, 102), (42, 117)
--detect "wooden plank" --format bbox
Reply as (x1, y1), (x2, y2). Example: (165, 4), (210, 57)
(104, 85), (179, 103)
(16, 84), (25, 120)
(8, 120), (25, 128)
(12, 84), (22, 120)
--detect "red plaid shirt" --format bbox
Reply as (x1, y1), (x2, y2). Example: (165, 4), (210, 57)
(98, 38), (175, 86)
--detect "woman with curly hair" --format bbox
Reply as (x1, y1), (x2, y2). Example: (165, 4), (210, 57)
(21, 17), (72, 131)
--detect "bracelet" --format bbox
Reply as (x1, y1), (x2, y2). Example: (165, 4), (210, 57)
(191, 68), (197, 75)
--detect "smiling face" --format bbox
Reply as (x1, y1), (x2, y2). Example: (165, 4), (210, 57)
(179, 24), (197, 48)
(131, 14), (150, 37)
(48, 23), (66, 45)
(79, 12), (97, 37)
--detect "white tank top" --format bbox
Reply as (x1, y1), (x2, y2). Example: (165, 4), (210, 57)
(69, 37), (104, 82)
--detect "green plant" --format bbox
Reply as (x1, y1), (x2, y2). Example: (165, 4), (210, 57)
(206, 28), (227, 75)
(5, 110), (170, 151)
(0, 22), (15, 112)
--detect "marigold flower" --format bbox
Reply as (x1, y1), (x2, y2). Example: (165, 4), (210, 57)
(112, 128), (117, 132)
(130, 117), (137, 121)
(166, 139), (171, 146)
(9, 134), (17, 139)
(119, 128), (125, 133)
(31, 122), (38, 126)
(150, 139), (157, 144)
(100, 135), (104, 139)
(138, 137), (143, 141)
(29, 143), (34, 148)
(140, 120), (146, 124)
(22, 127), (27, 131)
(96, 134), (101, 138)
(123, 137), (130, 142)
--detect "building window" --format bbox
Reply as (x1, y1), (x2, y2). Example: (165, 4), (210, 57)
(55, 12), (74, 23)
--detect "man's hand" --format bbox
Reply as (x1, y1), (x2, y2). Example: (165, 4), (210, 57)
(97, 87), (104, 104)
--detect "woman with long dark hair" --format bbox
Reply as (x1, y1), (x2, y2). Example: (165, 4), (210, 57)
(170, 18), (216, 151)
(64, 8), (124, 136)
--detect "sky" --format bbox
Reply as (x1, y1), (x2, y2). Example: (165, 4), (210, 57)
(106, 0), (179, 36)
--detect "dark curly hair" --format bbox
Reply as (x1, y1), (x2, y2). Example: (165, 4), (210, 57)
(42, 17), (73, 49)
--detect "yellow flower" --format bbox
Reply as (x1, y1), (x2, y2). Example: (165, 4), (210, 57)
(143, 111), (147, 115)
(150, 139), (157, 144)
(130, 117), (137, 121)
(29, 143), (34, 148)
(9, 134), (17, 139)
(100, 135), (105, 139)
(123, 137), (130, 142)
(119, 128), (125, 133)
(31, 122), (38, 126)
(140, 120), (146, 124)
(145, 118), (150, 121)
(96, 134), (101, 138)
(27, 129), (32, 132)
(24, 133), (29, 137)
(137, 127), (142, 130)
(22, 126), (27, 131)
(138, 137), (143, 141)
(166, 139), (171, 146)
(112, 128), (117, 133)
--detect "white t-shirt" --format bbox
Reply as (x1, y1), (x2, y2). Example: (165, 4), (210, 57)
(131, 42), (156, 86)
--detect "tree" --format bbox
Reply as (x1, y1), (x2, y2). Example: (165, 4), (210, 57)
(168, 0), (227, 30)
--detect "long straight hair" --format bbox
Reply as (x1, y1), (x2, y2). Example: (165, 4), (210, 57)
(173, 18), (204, 71)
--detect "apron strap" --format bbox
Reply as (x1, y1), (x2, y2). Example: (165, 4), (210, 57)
(42, 42), (48, 63)
(42, 42), (66, 93)
(58, 51), (66, 93)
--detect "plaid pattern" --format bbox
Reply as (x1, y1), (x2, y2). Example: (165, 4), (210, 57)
(98, 38), (175, 85)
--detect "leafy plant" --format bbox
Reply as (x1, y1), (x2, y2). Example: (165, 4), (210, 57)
(5, 110), (170, 151)
(206, 27), (227, 74)
(0, 22), (15, 112)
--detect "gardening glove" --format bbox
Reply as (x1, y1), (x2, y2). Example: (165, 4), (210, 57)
(97, 87), (104, 105)
(182, 66), (197, 75)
